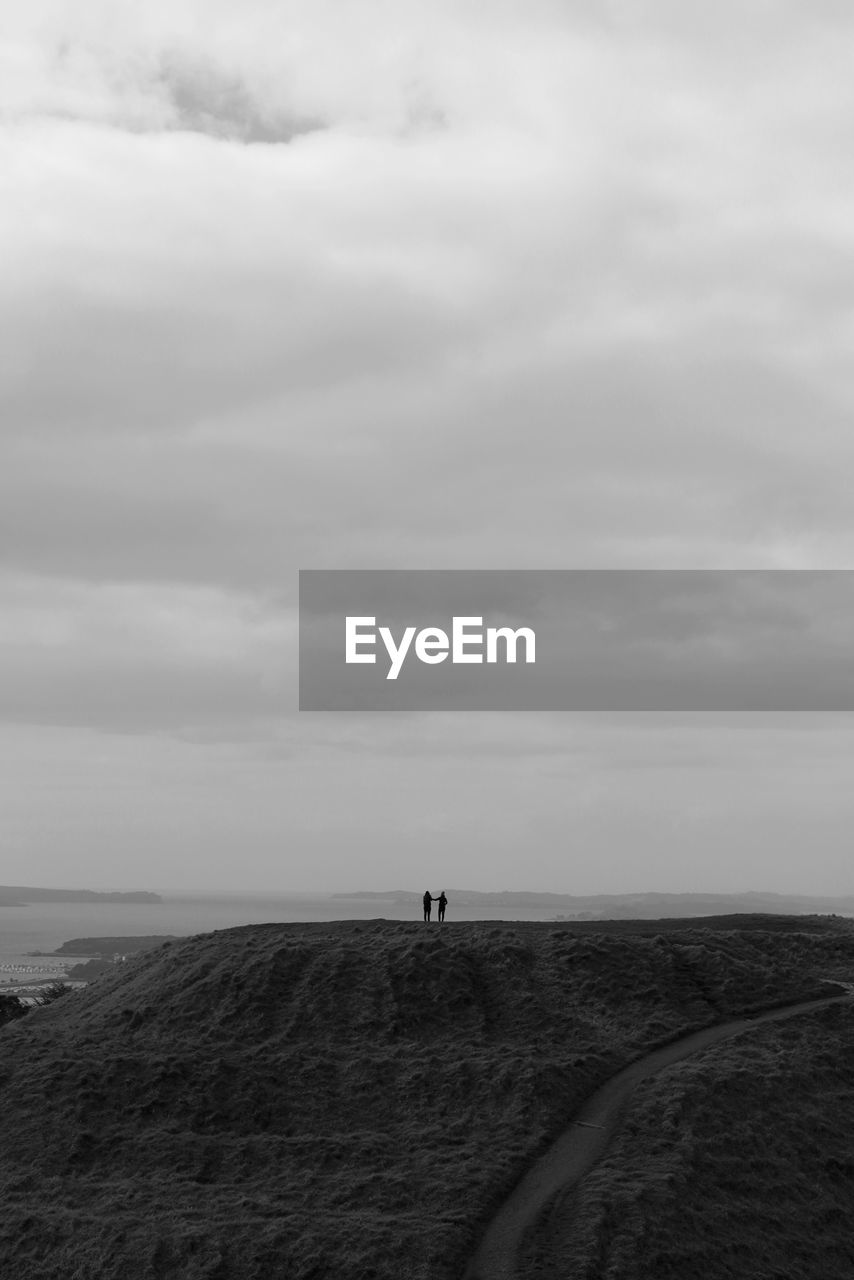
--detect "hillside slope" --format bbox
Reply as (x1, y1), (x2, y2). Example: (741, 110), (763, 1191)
(0, 917), (852, 1279)
(536, 1000), (854, 1279)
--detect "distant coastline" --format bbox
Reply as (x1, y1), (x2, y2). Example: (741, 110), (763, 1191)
(0, 886), (161, 906)
(332, 888), (854, 918)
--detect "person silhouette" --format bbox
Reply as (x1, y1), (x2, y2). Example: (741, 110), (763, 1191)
(423, 890), (435, 922)
(437, 891), (447, 923)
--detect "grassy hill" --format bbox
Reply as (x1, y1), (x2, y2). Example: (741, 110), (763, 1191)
(0, 915), (852, 1279)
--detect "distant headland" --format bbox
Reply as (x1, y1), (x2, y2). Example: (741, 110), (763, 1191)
(0, 885), (161, 906)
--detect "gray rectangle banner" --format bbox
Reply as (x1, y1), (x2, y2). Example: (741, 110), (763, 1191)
(299, 570), (854, 711)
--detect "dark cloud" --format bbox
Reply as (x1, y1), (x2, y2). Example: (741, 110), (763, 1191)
(156, 57), (322, 143)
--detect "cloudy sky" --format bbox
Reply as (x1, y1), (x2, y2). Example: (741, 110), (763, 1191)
(3, 1), (854, 895)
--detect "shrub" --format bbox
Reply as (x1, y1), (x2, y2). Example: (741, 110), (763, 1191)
(0, 993), (28, 1027)
(34, 982), (72, 1007)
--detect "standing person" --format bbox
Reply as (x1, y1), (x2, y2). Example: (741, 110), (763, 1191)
(437, 891), (447, 923)
(423, 890), (434, 923)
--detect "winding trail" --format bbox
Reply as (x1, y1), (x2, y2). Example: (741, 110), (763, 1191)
(461, 990), (854, 1280)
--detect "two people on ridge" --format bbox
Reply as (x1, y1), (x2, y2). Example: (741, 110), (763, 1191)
(423, 890), (447, 923)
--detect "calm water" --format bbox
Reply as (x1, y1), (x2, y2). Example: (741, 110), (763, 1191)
(0, 894), (559, 982)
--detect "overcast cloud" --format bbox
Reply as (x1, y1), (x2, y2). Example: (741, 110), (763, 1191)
(3, 2), (854, 893)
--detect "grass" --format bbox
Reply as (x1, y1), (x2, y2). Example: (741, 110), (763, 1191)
(530, 1001), (854, 1279)
(0, 915), (852, 1278)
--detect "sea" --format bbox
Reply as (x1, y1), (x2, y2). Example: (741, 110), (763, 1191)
(0, 894), (560, 992)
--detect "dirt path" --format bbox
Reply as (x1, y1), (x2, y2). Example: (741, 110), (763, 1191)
(461, 990), (854, 1280)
